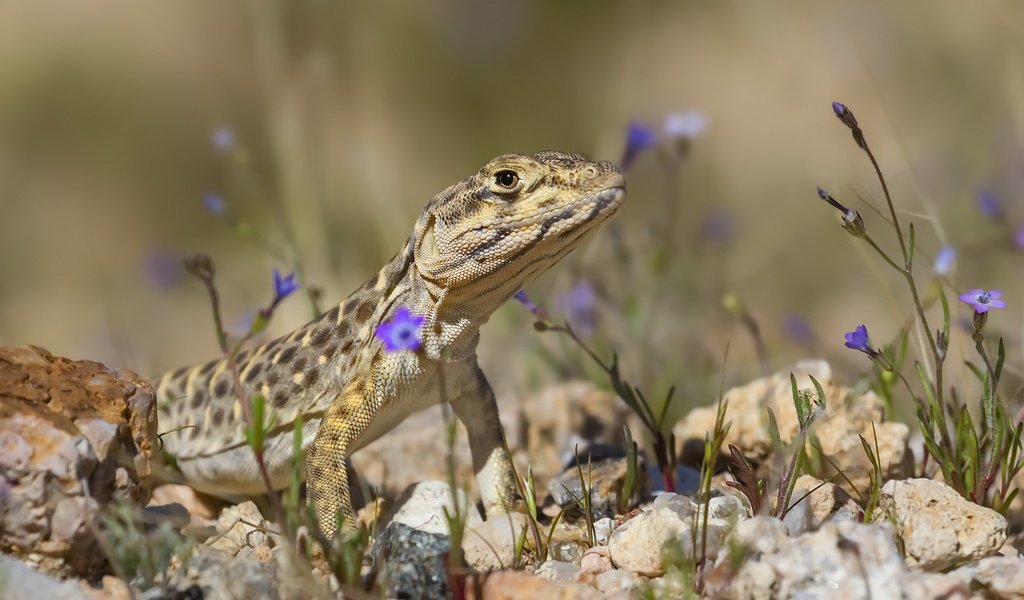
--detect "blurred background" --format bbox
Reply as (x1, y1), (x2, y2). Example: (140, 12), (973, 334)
(1, 0), (1022, 419)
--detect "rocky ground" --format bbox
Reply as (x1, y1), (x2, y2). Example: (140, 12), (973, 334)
(1, 346), (1022, 599)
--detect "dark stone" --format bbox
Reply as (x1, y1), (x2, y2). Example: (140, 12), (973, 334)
(371, 522), (451, 600)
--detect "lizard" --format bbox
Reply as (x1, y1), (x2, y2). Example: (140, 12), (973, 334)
(155, 150), (626, 537)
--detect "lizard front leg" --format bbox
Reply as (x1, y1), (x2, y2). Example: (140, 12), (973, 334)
(450, 364), (522, 519)
(307, 377), (371, 538)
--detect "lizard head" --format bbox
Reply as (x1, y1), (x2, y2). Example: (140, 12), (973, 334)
(413, 150), (625, 306)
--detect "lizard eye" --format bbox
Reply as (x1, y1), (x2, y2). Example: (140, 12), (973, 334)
(494, 170), (520, 190)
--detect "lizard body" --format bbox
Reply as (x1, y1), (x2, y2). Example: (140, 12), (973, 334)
(156, 151), (625, 536)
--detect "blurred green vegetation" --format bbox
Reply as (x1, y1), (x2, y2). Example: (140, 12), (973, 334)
(0, 0), (1022, 420)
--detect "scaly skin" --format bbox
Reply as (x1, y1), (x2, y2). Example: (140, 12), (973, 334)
(155, 151), (625, 537)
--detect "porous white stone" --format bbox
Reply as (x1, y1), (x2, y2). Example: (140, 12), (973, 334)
(876, 478), (1007, 571)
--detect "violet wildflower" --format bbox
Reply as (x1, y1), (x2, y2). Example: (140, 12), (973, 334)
(203, 193), (226, 216)
(272, 269), (300, 301)
(514, 290), (542, 317)
(1015, 227), (1024, 249)
(843, 324), (879, 358)
(976, 191), (1002, 221)
(701, 209), (734, 244)
(832, 102), (858, 128)
(375, 307), (425, 352)
(143, 248), (184, 291)
(620, 121), (657, 171)
(958, 289), (1006, 314)
(933, 246), (956, 277)
(783, 314), (814, 346)
(211, 126), (236, 152)
(559, 281), (598, 337)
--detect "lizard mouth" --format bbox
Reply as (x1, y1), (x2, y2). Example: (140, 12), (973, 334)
(470, 184), (626, 232)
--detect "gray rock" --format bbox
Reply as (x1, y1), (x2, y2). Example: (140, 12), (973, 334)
(0, 554), (101, 600)
(372, 521), (451, 600)
(548, 456), (646, 520)
(160, 545), (279, 600)
(384, 480), (483, 536)
(0, 345), (157, 579)
(876, 478), (1007, 571)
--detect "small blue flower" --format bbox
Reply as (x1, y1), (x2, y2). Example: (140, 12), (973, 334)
(783, 314), (814, 346)
(514, 290), (542, 316)
(375, 307), (426, 352)
(976, 190), (1002, 221)
(933, 246), (956, 277)
(203, 193), (226, 216)
(273, 270), (300, 300)
(142, 248), (184, 291)
(620, 121), (658, 171)
(701, 209), (734, 244)
(959, 289), (1005, 314)
(844, 324), (879, 358)
(663, 110), (708, 140)
(211, 126), (235, 152)
(559, 280), (598, 337)
(832, 101), (858, 128)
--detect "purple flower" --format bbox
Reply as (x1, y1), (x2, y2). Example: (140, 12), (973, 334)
(783, 314), (814, 346)
(933, 246), (956, 277)
(211, 126), (235, 152)
(514, 290), (542, 316)
(976, 191), (1002, 221)
(273, 270), (300, 300)
(375, 307), (425, 352)
(203, 193), (226, 216)
(844, 324), (879, 358)
(832, 101), (858, 128)
(620, 121), (658, 171)
(664, 111), (707, 140)
(959, 289), (1006, 313)
(701, 209), (734, 244)
(142, 248), (184, 291)
(559, 281), (598, 337)
(1015, 227), (1024, 249)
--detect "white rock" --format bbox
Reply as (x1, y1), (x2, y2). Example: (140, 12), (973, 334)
(595, 568), (639, 594)
(208, 501), (270, 558)
(534, 559), (579, 583)
(593, 517), (615, 545)
(461, 512), (530, 571)
(711, 520), (908, 599)
(876, 478), (1007, 571)
(385, 480), (483, 536)
(609, 494), (696, 576)
(949, 556), (1024, 598)
(609, 493), (747, 576)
